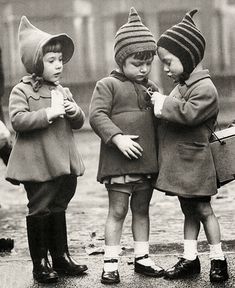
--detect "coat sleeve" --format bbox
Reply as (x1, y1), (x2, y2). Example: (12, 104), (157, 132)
(9, 85), (50, 132)
(89, 79), (123, 144)
(161, 82), (219, 126)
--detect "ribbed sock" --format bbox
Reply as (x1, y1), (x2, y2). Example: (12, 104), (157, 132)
(103, 245), (120, 272)
(209, 242), (225, 260)
(183, 239), (198, 260)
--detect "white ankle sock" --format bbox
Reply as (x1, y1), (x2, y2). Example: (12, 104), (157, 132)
(103, 245), (120, 272)
(134, 241), (151, 265)
(183, 239), (198, 260)
(134, 241), (149, 258)
(209, 242), (225, 260)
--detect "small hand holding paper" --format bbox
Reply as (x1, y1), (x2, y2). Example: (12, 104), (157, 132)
(46, 90), (65, 121)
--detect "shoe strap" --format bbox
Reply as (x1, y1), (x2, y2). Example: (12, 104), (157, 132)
(135, 254), (149, 261)
(104, 258), (118, 263)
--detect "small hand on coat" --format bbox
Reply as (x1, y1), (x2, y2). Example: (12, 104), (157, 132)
(112, 134), (143, 159)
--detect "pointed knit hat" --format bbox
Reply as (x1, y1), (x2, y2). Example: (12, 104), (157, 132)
(18, 16), (74, 74)
(114, 7), (157, 67)
(157, 9), (206, 74)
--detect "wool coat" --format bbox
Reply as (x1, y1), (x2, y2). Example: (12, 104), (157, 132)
(89, 71), (159, 183)
(155, 70), (219, 197)
(6, 76), (85, 185)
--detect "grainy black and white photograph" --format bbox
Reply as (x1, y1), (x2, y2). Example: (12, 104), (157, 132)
(0, 0), (234, 287)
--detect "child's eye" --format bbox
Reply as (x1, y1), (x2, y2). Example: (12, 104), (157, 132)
(165, 59), (171, 66)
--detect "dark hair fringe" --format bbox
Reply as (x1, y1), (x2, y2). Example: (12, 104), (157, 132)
(132, 50), (155, 61)
(42, 39), (62, 55)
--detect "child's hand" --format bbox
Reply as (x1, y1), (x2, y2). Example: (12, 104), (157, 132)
(112, 134), (143, 159)
(64, 99), (78, 115)
(150, 92), (167, 117)
(150, 91), (165, 104)
(45, 106), (65, 121)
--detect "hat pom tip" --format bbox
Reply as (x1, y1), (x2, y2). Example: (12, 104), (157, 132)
(189, 9), (198, 18)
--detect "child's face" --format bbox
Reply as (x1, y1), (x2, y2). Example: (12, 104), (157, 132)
(157, 47), (183, 82)
(42, 52), (63, 83)
(122, 55), (153, 83)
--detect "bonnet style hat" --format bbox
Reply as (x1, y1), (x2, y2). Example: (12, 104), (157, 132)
(114, 7), (157, 67)
(157, 9), (206, 75)
(18, 16), (74, 75)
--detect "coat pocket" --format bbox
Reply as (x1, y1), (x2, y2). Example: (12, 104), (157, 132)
(177, 142), (208, 161)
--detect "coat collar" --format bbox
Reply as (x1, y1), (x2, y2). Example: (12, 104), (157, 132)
(110, 69), (148, 86)
(183, 69), (211, 87)
(21, 75), (57, 92)
(178, 69), (211, 98)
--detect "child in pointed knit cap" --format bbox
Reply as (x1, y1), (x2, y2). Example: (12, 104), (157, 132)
(151, 9), (229, 283)
(89, 7), (164, 285)
(6, 16), (88, 283)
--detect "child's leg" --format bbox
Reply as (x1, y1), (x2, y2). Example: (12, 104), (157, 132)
(130, 182), (164, 277)
(164, 197), (201, 280)
(105, 187), (129, 245)
(24, 181), (59, 283)
(194, 199), (229, 282)
(179, 197), (200, 260)
(48, 175), (88, 276)
(101, 186), (129, 284)
(130, 182), (153, 242)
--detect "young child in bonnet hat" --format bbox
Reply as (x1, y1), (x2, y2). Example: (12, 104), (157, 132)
(90, 7), (164, 285)
(6, 16), (87, 283)
(151, 9), (229, 283)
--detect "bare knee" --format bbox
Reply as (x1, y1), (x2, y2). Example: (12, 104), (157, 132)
(196, 203), (214, 222)
(109, 204), (128, 221)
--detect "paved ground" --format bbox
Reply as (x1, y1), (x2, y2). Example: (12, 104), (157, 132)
(0, 130), (235, 287)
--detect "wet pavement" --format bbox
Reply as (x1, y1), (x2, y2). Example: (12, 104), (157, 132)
(0, 130), (235, 287)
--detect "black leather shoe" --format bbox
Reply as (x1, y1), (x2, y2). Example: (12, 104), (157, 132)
(134, 254), (165, 277)
(210, 259), (229, 283)
(164, 257), (200, 279)
(101, 270), (120, 284)
(101, 259), (120, 284)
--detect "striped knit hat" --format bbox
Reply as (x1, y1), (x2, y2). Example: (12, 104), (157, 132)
(114, 7), (157, 67)
(157, 9), (206, 74)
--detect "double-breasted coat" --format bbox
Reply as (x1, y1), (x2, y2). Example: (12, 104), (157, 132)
(89, 71), (159, 183)
(6, 76), (85, 185)
(155, 70), (219, 197)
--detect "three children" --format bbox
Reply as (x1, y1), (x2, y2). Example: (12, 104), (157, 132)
(6, 16), (87, 283)
(89, 7), (164, 284)
(5, 7), (229, 286)
(151, 9), (229, 283)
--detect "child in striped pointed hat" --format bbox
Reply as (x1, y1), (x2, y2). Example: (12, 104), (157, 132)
(90, 7), (165, 285)
(151, 9), (229, 283)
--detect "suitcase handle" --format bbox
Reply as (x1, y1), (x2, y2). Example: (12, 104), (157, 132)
(206, 124), (226, 145)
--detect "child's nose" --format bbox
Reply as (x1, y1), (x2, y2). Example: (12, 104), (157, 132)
(163, 64), (169, 72)
(140, 64), (147, 73)
(56, 61), (63, 69)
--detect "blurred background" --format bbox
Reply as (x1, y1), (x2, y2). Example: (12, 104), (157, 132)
(0, 0), (235, 126)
